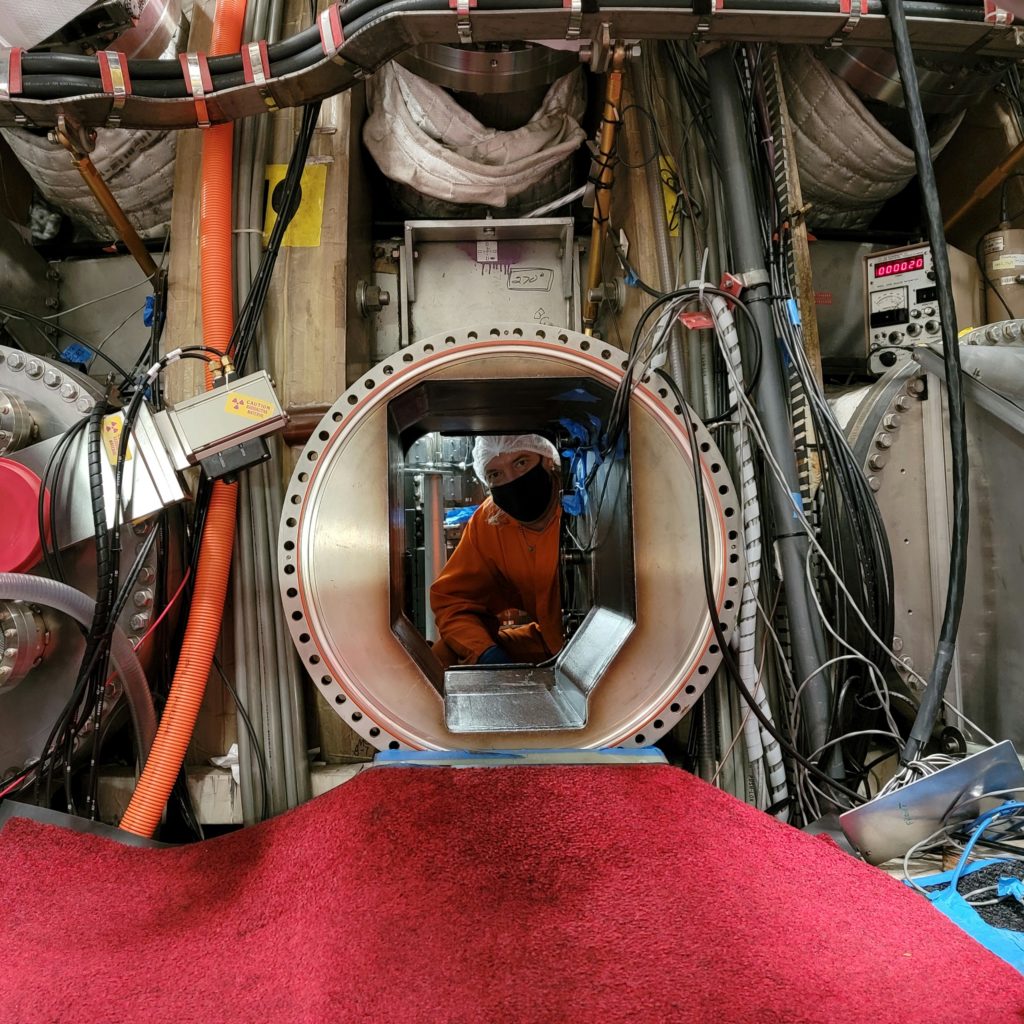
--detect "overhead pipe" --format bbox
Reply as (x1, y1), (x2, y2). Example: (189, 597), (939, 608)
(120, 0), (247, 839)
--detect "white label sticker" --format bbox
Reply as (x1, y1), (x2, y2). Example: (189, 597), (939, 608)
(999, 276), (1017, 286)
(984, 234), (1006, 255)
(476, 240), (498, 263)
(992, 254), (1024, 271)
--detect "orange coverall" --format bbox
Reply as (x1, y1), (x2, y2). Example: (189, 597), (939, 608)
(429, 498), (563, 666)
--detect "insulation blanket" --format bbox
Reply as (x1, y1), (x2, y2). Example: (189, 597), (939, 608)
(781, 46), (963, 230)
(363, 62), (585, 208)
(1, 126), (176, 240)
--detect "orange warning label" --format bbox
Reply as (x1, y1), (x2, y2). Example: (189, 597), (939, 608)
(225, 393), (275, 422)
(101, 414), (132, 465)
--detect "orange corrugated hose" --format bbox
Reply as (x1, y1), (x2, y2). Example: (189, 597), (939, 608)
(121, 0), (247, 837)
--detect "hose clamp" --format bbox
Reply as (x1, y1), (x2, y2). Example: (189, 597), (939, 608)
(825, 0), (863, 47)
(564, 0), (582, 40)
(318, 5), (346, 64)
(179, 52), (213, 129)
(450, 0), (476, 45)
(97, 51), (132, 128)
(242, 40), (278, 110)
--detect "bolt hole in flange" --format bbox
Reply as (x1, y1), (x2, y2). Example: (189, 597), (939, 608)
(277, 326), (744, 752)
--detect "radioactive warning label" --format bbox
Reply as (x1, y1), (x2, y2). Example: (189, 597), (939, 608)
(101, 413), (132, 465)
(225, 393), (276, 422)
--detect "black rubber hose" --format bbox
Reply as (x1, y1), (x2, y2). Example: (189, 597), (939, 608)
(885, 0), (970, 765)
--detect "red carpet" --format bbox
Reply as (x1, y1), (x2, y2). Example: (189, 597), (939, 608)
(0, 764), (1021, 1023)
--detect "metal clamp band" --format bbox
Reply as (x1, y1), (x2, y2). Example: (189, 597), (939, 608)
(97, 51), (131, 127)
(242, 40), (278, 110)
(450, 0), (476, 45)
(984, 0), (1014, 24)
(564, 0), (582, 40)
(179, 52), (213, 128)
(318, 5), (346, 64)
(826, 0), (863, 47)
(0, 48), (23, 101)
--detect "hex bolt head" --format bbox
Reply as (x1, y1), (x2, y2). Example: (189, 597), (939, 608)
(908, 377), (926, 396)
(892, 635), (904, 653)
(60, 382), (79, 402)
(132, 589), (154, 609)
(875, 432), (893, 450)
(882, 414), (901, 430)
(867, 476), (880, 492)
(868, 452), (888, 470)
(77, 396), (93, 413)
(7, 353), (23, 371)
(129, 613), (150, 632)
(43, 368), (62, 389)
(894, 396), (912, 412)
(25, 360), (43, 379)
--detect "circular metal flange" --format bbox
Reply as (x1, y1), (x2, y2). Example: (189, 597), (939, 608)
(278, 324), (744, 752)
(0, 601), (48, 695)
(0, 389), (35, 455)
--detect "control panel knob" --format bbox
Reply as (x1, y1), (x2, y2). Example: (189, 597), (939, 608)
(911, 309), (922, 319)
(888, 331), (904, 344)
(925, 320), (939, 334)
(907, 323), (922, 338)
(923, 306), (936, 317)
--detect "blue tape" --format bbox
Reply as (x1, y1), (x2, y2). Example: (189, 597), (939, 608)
(143, 293), (156, 327)
(791, 491), (803, 520)
(998, 877), (1024, 903)
(786, 298), (801, 327)
(60, 343), (92, 367)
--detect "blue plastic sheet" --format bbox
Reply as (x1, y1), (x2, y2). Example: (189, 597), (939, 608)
(444, 505), (478, 528)
(907, 803), (1024, 973)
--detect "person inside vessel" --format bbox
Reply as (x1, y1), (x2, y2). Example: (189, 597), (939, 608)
(430, 433), (563, 668)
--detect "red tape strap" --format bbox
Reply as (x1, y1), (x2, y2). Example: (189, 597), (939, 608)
(241, 40), (271, 84)
(318, 5), (345, 55)
(1, 48), (23, 100)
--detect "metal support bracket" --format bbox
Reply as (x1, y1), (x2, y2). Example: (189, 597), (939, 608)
(450, 0), (476, 45)
(179, 52), (213, 128)
(826, 0), (863, 48)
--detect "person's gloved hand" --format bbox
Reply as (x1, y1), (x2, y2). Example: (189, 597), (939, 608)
(477, 645), (512, 666)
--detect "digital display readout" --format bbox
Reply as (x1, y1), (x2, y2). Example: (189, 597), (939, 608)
(874, 254), (926, 278)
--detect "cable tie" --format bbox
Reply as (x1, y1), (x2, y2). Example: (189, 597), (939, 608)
(96, 51), (131, 128)
(178, 52), (213, 129)
(318, 5), (346, 63)
(242, 40), (278, 111)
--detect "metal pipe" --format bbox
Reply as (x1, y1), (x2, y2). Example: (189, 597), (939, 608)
(51, 122), (159, 281)
(944, 137), (1024, 233)
(421, 471), (447, 642)
(583, 44), (628, 335)
(705, 47), (831, 757)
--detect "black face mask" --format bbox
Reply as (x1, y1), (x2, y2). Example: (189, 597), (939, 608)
(490, 463), (554, 523)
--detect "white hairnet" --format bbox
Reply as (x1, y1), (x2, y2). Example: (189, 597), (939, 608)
(472, 434), (560, 482)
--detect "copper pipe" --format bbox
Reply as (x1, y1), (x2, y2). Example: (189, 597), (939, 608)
(582, 45), (628, 335)
(282, 407), (330, 446)
(944, 138), (1024, 234)
(52, 123), (159, 281)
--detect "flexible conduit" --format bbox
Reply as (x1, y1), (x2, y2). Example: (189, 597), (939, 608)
(120, 0), (246, 838)
(709, 294), (790, 819)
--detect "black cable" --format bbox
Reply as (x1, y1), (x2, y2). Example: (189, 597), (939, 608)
(0, 303), (131, 380)
(212, 655), (270, 822)
(655, 366), (865, 806)
(886, 0), (970, 766)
